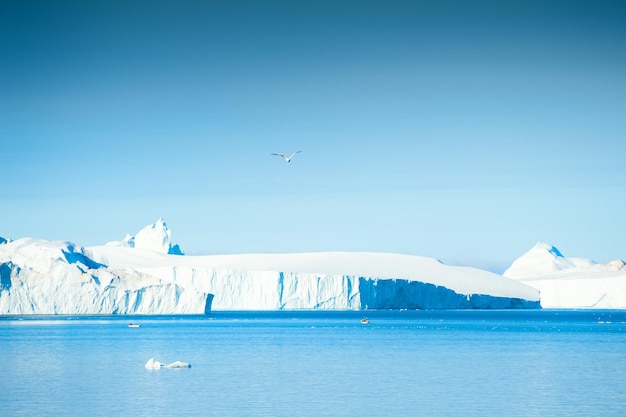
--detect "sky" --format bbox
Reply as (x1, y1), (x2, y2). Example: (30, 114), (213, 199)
(1, 0), (625, 273)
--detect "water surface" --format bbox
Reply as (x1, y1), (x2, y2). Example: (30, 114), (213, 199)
(1, 310), (625, 416)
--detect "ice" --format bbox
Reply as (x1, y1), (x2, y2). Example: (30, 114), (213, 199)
(0, 229), (540, 313)
(503, 242), (596, 278)
(0, 238), (212, 315)
(504, 242), (626, 308)
(4, 221), (624, 313)
(106, 218), (184, 255)
(145, 358), (191, 369)
(144, 358), (162, 369)
(163, 361), (191, 369)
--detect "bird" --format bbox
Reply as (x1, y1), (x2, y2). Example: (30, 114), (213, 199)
(271, 150), (301, 163)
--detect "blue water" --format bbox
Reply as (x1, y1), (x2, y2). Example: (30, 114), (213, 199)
(1, 310), (625, 417)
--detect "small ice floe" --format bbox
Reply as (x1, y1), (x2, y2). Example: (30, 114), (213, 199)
(163, 361), (191, 369)
(145, 358), (191, 369)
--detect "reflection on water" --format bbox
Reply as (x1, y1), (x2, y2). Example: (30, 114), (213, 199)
(1, 311), (626, 417)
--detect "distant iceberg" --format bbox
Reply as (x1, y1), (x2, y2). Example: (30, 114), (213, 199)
(504, 242), (626, 309)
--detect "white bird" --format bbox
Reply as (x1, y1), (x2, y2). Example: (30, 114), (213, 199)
(271, 150), (301, 163)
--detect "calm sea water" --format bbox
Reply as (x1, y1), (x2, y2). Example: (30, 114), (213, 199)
(1, 310), (625, 417)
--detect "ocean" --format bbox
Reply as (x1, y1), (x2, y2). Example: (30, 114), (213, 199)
(1, 310), (625, 417)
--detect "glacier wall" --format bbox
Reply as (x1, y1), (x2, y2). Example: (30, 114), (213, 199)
(358, 278), (539, 309)
(0, 259), (540, 314)
(140, 266), (363, 310)
(0, 261), (212, 315)
(137, 266), (540, 310)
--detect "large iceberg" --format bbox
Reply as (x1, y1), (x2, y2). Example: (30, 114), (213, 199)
(504, 242), (626, 309)
(86, 247), (540, 310)
(0, 220), (541, 314)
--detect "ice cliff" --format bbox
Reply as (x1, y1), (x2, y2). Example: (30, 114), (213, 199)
(504, 242), (626, 309)
(87, 249), (539, 311)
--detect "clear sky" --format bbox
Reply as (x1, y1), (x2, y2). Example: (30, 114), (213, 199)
(1, 0), (625, 272)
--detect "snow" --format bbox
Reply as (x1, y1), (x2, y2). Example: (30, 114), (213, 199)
(504, 242), (626, 308)
(503, 242), (596, 278)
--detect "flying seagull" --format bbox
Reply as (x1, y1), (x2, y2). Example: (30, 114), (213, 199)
(271, 150), (301, 163)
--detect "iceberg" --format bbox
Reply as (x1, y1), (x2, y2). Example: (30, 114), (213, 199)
(504, 242), (626, 309)
(1, 220), (544, 314)
(84, 247), (540, 310)
(145, 358), (191, 369)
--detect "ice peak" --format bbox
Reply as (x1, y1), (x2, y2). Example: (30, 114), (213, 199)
(504, 242), (595, 279)
(531, 242), (563, 258)
(105, 219), (184, 255)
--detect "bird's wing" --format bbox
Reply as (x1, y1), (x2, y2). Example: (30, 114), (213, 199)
(289, 151), (301, 159)
(271, 153), (287, 158)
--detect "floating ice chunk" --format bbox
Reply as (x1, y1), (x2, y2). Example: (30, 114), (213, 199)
(163, 360), (191, 368)
(145, 358), (190, 369)
(145, 358), (162, 369)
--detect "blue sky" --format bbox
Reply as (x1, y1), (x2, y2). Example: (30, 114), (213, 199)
(1, 0), (625, 272)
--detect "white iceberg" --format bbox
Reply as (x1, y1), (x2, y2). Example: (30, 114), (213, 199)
(84, 242), (541, 310)
(504, 242), (626, 309)
(145, 358), (191, 369)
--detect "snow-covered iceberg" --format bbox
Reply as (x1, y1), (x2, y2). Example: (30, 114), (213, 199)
(504, 242), (626, 309)
(1, 219), (542, 314)
(85, 246), (540, 310)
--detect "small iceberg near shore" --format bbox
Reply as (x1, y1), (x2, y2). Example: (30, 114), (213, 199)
(145, 358), (191, 369)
